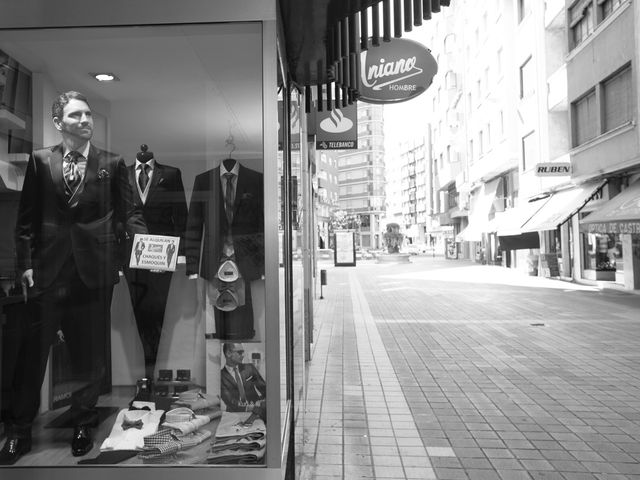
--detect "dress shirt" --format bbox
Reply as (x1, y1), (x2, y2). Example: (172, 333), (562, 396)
(214, 411), (266, 442)
(162, 410), (220, 435)
(100, 408), (164, 451)
(135, 158), (156, 203)
(138, 427), (212, 459)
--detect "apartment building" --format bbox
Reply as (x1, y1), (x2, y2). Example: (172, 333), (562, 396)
(561, 0), (640, 289)
(315, 150), (340, 250)
(337, 102), (386, 249)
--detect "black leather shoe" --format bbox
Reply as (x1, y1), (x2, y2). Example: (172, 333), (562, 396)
(0, 437), (32, 465)
(71, 426), (94, 457)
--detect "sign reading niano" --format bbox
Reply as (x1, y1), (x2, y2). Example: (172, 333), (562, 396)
(535, 163), (572, 176)
(359, 37), (437, 104)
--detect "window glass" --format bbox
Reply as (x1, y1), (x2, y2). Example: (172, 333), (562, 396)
(0, 22), (267, 467)
(603, 65), (632, 132)
(570, 0), (594, 49)
(519, 57), (535, 98)
(521, 130), (538, 171)
(601, 0), (623, 21)
(573, 89), (598, 146)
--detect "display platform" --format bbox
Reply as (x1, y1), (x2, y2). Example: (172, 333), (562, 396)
(0, 386), (265, 467)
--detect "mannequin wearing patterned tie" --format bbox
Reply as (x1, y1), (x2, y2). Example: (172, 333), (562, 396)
(186, 158), (264, 340)
(123, 144), (188, 380)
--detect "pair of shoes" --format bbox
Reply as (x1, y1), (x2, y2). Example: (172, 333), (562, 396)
(0, 437), (32, 465)
(71, 426), (94, 457)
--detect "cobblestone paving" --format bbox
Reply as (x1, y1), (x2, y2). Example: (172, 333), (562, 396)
(301, 257), (640, 480)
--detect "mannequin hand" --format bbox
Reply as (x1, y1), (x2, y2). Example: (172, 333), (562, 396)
(21, 269), (34, 302)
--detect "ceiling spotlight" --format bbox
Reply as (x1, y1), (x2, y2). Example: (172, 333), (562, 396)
(91, 73), (119, 82)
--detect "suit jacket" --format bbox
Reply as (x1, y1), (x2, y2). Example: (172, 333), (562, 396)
(220, 363), (266, 413)
(15, 144), (147, 290)
(127, 161), (188, 256)
(185, 164), (264, 281)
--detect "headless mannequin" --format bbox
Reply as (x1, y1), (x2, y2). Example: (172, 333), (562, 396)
(222, 158), (236, 171)
(125, 144), (188, 380)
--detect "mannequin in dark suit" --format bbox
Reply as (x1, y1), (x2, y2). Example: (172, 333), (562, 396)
(185, 159), (264, 339)
(123, 145), (187, 380)
(220, 343), (266, 422)
(0, 91), (146, 464)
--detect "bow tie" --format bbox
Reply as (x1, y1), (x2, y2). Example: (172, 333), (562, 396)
(121, 418), (144, 430)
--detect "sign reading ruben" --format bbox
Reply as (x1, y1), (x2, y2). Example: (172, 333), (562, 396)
(359, 37), (438, 104)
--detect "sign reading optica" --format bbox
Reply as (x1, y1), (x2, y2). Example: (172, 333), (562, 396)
(359, 37), (438, 104)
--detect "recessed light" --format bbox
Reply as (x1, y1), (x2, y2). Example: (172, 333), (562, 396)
(91, 73), (119, 82)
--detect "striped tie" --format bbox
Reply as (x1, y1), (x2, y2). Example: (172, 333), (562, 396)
(63, 151), (83, 198)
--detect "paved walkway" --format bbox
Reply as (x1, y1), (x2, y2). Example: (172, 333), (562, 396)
(300, 256), (640, 480)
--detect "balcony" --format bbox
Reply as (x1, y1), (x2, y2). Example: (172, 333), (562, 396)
(545, 0), (565, 30)
(547, 64), (567, 112)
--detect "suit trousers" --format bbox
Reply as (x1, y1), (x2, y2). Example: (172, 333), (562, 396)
(3, 257), (112, 438)
(124, 268), (172, 379)
(213, 281), (254, 340)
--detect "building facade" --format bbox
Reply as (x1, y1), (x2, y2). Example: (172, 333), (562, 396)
(337, 102), (386, 249)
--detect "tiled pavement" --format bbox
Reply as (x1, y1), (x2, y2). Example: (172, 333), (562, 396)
(300, 256), (640, 480)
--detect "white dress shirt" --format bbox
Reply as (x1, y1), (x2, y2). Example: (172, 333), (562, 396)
(135, 157), (156, 203)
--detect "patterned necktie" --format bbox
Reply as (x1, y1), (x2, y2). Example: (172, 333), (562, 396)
(138, 163), (150, 192)
(63, 150), (82, 198)
(234, 367), (248, 403)
(224, 173), (235, 223)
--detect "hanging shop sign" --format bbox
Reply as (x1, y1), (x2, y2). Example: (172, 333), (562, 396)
(359, 37), (438, 105)
(535, 163), (572, 176)
(313, 103), (358, 150)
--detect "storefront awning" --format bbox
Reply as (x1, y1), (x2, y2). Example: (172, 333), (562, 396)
(491, 199), (548, 237)
(460, 178), (501, 241)
(580, 179), (640, 234)
(456, 224), (481, 242)
(520, 180), (606, 233)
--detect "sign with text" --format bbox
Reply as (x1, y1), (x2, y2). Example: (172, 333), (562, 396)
(334, 231), (356, 267)
(535, 163), (572, 176)
(129, 234), (180, 271)
(359, 37), (438, 104)
(313, 103), (358, 150)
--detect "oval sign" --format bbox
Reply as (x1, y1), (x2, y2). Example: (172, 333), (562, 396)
(358, 37), (438, 104)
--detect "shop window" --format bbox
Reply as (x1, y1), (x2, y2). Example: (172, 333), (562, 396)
(583, 232), (622, 272)
(572, 89), (597, 146)
(602, 64), (632, 132)
(1, 22), (270, 468)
